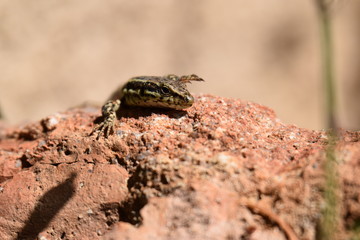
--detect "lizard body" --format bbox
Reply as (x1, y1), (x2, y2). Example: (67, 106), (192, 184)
(91, 74), (204, 138)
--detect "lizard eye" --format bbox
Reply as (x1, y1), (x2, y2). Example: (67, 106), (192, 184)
(160, 87), (170, 95)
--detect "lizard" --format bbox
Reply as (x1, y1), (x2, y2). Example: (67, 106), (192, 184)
(91, 74), (204, 138)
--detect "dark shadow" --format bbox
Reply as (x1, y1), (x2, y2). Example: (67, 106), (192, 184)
(117, 106), (188, 119)
(16, 172), (77, 240)
(92, 105), (188, 124)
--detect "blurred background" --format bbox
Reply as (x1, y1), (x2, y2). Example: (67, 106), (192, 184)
(0, 0), (359, 130)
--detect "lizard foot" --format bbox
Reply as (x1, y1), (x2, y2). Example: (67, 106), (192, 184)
(91, 99), (120, 139)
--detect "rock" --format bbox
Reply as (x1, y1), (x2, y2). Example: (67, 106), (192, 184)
(0, 95), (359, 240)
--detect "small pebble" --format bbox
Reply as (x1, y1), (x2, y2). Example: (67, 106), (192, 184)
(41, 116), (59, 132)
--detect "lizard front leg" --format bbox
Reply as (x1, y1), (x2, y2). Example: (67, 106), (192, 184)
(91, 99), (120, 139)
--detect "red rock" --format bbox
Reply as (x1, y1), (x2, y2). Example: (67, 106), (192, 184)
(0, 95), (359, 240)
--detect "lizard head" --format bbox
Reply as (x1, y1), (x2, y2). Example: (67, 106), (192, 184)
(122, 74), (204, 110)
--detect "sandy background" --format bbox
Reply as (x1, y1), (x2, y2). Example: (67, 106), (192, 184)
(0, 0), (359, 130)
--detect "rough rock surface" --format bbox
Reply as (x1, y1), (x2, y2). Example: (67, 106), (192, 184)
(0, 95), (359, 240)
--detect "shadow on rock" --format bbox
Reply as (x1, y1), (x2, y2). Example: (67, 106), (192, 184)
(92, 106), (188, 124)
(16, 172), (77, 240)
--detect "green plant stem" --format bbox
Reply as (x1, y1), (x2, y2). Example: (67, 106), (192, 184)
(319, 3), (337, 130)
(320, 130), (339, 240)
(315, 1), (340, 240)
